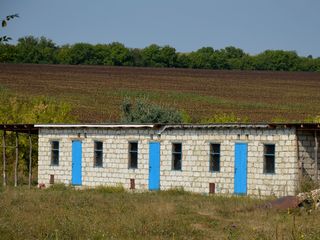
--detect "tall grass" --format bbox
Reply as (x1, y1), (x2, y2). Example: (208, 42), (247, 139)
(0, 187), (319, 239)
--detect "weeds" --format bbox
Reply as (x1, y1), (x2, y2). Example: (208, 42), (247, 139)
(47, 183), (72, 191)
(298, 176), (320, 193)
(0, 184), (320, 239)
(93, 184), (126, 194)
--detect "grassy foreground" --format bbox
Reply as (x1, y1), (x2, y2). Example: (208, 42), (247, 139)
(0, 186), (319, 240)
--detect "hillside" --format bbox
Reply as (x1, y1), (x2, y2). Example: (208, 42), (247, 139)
(0, 63), (319, 123)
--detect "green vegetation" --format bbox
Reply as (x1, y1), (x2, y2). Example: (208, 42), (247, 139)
(297, 175), (320, 193)
(201, 112), (249, 124)
(0, 87), (74, 186)
(303, 115), (320, 123)
(0, 87), (74, 124)
(121, 97), (183, 124)
(1, 36), (320, 71)
(0, 186), (319, 239)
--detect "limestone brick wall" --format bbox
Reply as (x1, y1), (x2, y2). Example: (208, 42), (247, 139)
(159, 128), (298, 197)
(38, 128), (154, 189)
(38, 127), (299, 197)
(297, 130), (320, 180)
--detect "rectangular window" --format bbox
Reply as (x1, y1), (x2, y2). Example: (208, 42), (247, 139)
(51, 141), (59, 166)
(264, 144), (275, 174)
(210, 143), (220, 172)
(172, 143), (182, 170)
(94, 141), (103, 167)
(129, 142), (138, 169)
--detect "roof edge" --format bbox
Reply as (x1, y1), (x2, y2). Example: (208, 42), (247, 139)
(34, 124), (156, 128)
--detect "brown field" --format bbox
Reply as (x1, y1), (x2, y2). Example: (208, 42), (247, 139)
(0, 63), (319, 123)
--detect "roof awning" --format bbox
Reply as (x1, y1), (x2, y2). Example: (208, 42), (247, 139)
(35, 124), (156, 129)
(0, 124), (38, 134)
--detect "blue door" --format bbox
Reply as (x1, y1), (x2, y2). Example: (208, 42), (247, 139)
(72, 140), (82, 185)
(234, 143), (248, 195)
(149, 142), (160, 190)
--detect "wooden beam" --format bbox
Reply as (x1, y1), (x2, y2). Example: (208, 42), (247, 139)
(28, 133), (32, 189)
(2, 131), (6, 187)
(14, 132), (18, 187)
(315, 131), (319, 182)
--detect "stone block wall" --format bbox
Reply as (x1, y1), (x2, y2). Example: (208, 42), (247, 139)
(38, 128), (154, 189)
(297, 130), (320, 180)
(159, 128), (298, 196)
(38, 127), (299, 197)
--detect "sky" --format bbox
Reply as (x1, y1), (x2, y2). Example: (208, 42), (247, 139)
(1, 0), (320, 57)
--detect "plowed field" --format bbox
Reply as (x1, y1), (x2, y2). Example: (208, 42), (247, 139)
(0, 63), (319, 123)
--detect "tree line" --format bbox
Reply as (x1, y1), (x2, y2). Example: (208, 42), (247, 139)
(0, 36), (320, 71)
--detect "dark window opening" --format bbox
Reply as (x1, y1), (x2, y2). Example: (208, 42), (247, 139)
(94, 141), (103, 167)
(172, 143), (182, 170)
(264, 144), (275, 174)
(210, 143), (220, 172)
(129, 142), (138, 169)
(51, 141), (59, 166)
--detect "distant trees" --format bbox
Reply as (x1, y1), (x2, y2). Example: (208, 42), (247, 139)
(15, 36), (57, 64)
(140, 44), (177, 67)
(1, 35), (320, 72)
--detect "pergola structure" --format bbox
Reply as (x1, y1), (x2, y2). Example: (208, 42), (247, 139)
(0, 124), (38, 188)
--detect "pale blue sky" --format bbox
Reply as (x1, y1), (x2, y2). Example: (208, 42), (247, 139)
(1, 0), (320, 56)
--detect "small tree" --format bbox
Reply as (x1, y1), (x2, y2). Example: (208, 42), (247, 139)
(121, 97), (183, 124)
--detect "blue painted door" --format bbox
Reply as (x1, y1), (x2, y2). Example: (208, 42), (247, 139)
(149, 142), (160, 190)
(72, 140), (82, 185)
(234, 143), (248, 195)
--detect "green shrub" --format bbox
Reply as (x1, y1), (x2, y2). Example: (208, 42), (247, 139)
(201, 112), (249, 123)
(304, 115), (320, 123)
(121, 97), (183, 123)
(298, 175), (320, 193)
(180, 110), (193, 123)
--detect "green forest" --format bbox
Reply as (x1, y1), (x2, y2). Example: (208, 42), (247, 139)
(1, 36), (320, 71)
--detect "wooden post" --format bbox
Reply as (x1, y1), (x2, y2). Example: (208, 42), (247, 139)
(14, 132), (18, 187)
(315, 131), (319, 182)
(2, 131), (6, 187)
(28, 133), (32, 189)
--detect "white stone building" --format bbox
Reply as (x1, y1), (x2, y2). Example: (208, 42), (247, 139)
(36, 123), (320, 197)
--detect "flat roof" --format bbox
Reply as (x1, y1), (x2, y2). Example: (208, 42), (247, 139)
(35, 123), (320, 130)
(34, 124), (156, 128)
(0, 124), (38, 134)
(0, 123), (319, 134)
